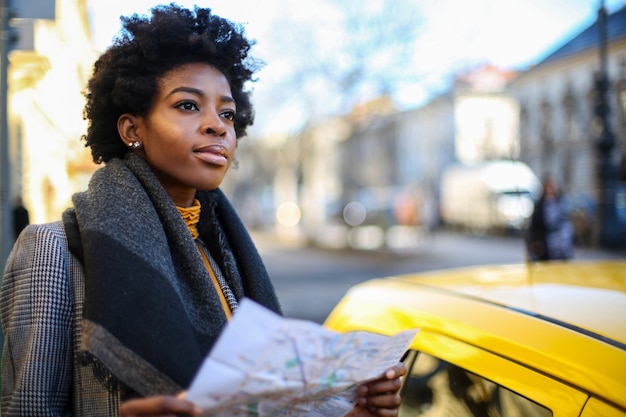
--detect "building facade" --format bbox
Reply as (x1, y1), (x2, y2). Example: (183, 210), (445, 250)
(8, 0), (97, 226)
(510, 5), (626, 246)
(228, 6), (626, 249)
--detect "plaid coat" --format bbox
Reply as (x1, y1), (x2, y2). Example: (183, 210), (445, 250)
(1, 221), (122, 416)
(1, 155), (282, 416)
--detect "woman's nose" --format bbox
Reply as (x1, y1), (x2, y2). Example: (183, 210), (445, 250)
(203, 112), (226, 136)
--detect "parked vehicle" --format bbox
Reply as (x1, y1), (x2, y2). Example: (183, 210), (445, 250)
(439, 160), (542, 233)
(324, 261), (626, 417)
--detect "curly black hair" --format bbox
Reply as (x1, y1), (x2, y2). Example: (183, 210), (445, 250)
(82, 3), (259, 164)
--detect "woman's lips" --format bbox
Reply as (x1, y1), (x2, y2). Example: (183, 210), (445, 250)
(194, 144), (229, 166)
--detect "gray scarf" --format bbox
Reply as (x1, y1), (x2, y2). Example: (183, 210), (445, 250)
(62, 153), (281, 396)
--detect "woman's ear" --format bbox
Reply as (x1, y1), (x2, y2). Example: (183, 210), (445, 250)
(117, 113), (141, 147)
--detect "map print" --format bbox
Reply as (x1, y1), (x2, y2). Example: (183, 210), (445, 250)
(185, 298), (418, 417)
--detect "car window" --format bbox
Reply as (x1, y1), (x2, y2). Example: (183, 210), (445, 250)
(400, 350), (552, 417)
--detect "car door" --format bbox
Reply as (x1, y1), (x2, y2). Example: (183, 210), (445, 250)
(580, 398), (626, 417)
(400, 330), (589, 417)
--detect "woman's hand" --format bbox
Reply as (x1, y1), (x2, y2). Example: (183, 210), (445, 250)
(119, 395), (202, 417)
(117, 363), (406, 417)
(346, 362), (407, 417)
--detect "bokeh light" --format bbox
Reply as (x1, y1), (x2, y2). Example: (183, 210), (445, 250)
(276, 201), (301, 227)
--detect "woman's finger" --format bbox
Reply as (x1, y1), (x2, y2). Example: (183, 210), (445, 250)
(119, 396), (202, 417)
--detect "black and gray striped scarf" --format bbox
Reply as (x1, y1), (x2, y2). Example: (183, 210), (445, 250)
(62, 153), (281, 397)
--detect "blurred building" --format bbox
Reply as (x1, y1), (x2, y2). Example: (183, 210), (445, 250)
(510, 5), (626, 246)
(229, 67), (519, 249)
(230, 6), (626, 249)
(333, 66), (520, 245)
(8, 0), (97, 225)
(453, 65), (520, 164)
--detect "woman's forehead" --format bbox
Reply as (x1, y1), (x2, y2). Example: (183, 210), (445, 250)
(157, 64), (232, 94)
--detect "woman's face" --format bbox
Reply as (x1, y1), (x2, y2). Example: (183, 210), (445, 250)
(124, 63), (237, 207)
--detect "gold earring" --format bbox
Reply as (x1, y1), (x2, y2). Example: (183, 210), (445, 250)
(128, 141), (142, 149)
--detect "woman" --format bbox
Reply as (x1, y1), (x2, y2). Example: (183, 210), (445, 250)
(1, 4), (405, 417)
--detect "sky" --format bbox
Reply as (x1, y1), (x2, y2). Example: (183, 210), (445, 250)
(88, 0), (626, 65)
(86, 0), (626, 134)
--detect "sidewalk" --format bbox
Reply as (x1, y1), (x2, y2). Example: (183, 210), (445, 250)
(251, 227), (626, 261)
(574, 244), (626, 260)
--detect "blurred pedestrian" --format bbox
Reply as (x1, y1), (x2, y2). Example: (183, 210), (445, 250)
(526, 176), (574, 261)
(12, 197), (29, 240)
(1, 4), (406, 417)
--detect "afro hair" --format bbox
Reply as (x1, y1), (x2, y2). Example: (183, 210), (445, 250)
(82, 3), (260, 163)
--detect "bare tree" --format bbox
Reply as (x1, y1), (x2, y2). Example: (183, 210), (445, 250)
(250, 0), (425, 134)
(227, 0), (429, 233)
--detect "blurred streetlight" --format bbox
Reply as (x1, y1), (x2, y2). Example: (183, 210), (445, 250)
(1, 0), (16, 271)
(593, 1), (624, 249)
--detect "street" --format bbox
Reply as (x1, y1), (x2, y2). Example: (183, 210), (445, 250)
(251, 230), (625, 324)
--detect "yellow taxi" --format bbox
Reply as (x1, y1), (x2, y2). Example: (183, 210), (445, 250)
(324, 261), (626, 417)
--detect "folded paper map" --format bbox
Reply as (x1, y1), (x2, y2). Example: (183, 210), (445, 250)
(185, 298), (418, 417)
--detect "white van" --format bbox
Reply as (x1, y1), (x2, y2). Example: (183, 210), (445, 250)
(440, 160), (542, 233)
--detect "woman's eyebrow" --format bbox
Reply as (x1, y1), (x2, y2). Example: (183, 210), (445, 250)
(165, 86), (204, 98)
(165, 86), (235, 104)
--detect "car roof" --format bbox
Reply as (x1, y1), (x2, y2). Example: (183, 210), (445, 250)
(390, 260), (626, 347)
(324, 260), (626, 410)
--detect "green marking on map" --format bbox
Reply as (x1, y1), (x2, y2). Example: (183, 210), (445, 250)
(246, 401), (258, 416)
(327, 372), (338, 386)
(285, 357), (300, 369)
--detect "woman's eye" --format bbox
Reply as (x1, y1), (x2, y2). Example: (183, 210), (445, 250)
(222, 110), (236, 121)
(176, 101), (199, 111)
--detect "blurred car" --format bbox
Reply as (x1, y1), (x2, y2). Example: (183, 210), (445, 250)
(324, 261), (626, 417)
